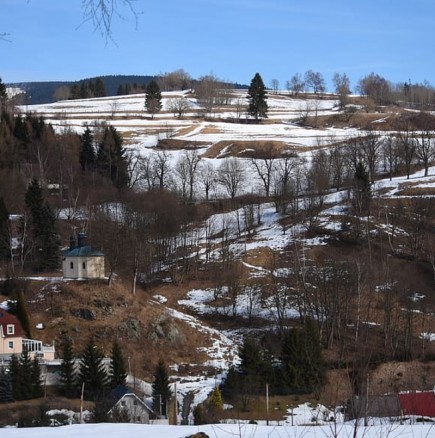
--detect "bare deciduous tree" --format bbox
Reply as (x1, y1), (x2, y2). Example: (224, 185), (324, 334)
(270, 79), (279, 95)
(195, 74), (223, 116)
(304, 70), (326, 95)
(174, 149), (200, 202)
(286, 73), (305, 96)
(198, 161), (216, 201)
(332, 72), (351, 109)
(158, 69), (192, 91)
(168, 97), (190, 118)
(218, 157), (246, 200)
(153, 151), (171, 190)
(249, 143), (277, 197)
(81, 0), (139, 41)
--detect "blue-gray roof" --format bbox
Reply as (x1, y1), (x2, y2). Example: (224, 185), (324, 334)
(63, 245), (104, 257)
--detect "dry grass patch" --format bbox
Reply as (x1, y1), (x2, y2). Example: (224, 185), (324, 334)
(202, 140), (295, 159)
(244, 246), (278, 271)
(396, 180), (435, 196)
(157, 138), (209, 150)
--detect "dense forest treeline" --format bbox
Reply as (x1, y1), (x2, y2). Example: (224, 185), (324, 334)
(6, 71), (249, 105)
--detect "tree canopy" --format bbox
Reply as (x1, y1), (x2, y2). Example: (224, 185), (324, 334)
(247, 73), (268, 120)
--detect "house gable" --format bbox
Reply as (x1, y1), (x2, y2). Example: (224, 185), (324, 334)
(108, 393), (153, 424)
(0, 309), (23, 356)
(0, 310), (23, 338)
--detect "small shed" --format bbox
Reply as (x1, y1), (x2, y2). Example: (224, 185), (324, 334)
(108, 393), (153, 424)
(399, 391), (435, 417)
(62, 233), (105, 279)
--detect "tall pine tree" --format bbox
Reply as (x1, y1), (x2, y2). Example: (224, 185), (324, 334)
(281, 319), (326, 394)
(24, 178), (60, 271)
(0, 197), (9, 262)
(247, 73), (268, 120)
(78, 337), (109, 400)
(152, 358), (172, 418)
(145, 80), (162, 119)
(96, 126), (129, 188)
(109, 339), (127, 389)
(59, 334), (76, 397)
(31, 356), (44, 398)
(79, 126), (96, 172)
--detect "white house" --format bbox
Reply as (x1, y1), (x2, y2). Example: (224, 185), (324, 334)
(62, 233), (105, 279)
(108, 393), (153, 424)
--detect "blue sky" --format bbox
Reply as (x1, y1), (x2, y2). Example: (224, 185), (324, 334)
(1, 0), (434, 91)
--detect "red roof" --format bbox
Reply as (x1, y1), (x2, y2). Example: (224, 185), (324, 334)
(399, 392), (435, 417)
(0, 309), (23, 338)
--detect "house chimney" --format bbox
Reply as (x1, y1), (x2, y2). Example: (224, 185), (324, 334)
(77, 232), (87, 247)
(69, 235), (76, 250)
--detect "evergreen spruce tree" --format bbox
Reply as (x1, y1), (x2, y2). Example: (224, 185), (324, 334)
(117, 84), (125, 96)
(14, 289), (32, 338)
(17, 348), (34, 400)
(109, 339), (127, 389)
(70, 84), (80, 100)
(281, 328), (303, 393)
(31, 356), (44, 398)
(238, 337), (271, 395)
(13, 115), (30, 143)
(281, 319), (326, 394)
(353, 160), (371, 214)
(0, 367), (13, 403)
(9, 354), (22, 401)
(78, 337), (109, 401)
(96, 126), (128, 188)
(59, 335), (76, 397)
(0, 197), (9, 262)
(220, 365), (240, 401)
(24, 178), (60, 271)
(302, 318), (326, 392)
(0, 77), (6, 100)
(0, 77), (6, 116)
(145, 80), (162, 119)
(38, 203), (60, 271)
(247, 73), (268, 120)
(94, 78), (107, 97)
(79, 82), (90, 99)
(152, 358), (172, 418)
(79, 126), (96, 172)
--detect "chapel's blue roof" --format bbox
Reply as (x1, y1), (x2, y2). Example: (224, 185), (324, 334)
(63, 245), (104, 257)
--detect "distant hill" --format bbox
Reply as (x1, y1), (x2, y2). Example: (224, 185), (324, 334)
(7, 75), (248, 105)
(7, 75), (155, 104)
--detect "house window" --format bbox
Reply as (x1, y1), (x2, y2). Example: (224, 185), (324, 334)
(7, 324), (14, 335)
(70, 261), (74, 269)
(136, 416), (141, 422)
(8, 341), (13, 349)
(133, 400), (138, 405)
(82, 262), (86, 269)
(121, 401), (126, 407)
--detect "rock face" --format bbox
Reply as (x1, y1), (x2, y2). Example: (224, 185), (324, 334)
(119, 319), (142, 340)
(186, 433), (209, 438)
(148, 313), (186, 346)
(71, 308), (96, 321)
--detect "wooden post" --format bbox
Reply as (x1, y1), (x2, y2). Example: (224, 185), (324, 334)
(79, 382), (85, 423)
(174, 382), (178, 425)
(266, 383), (269, 426)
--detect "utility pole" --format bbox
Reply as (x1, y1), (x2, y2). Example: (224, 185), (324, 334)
(174, 382), (178, 425)
(266, 383), (269, 426)
(79, 382), (85, 423)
